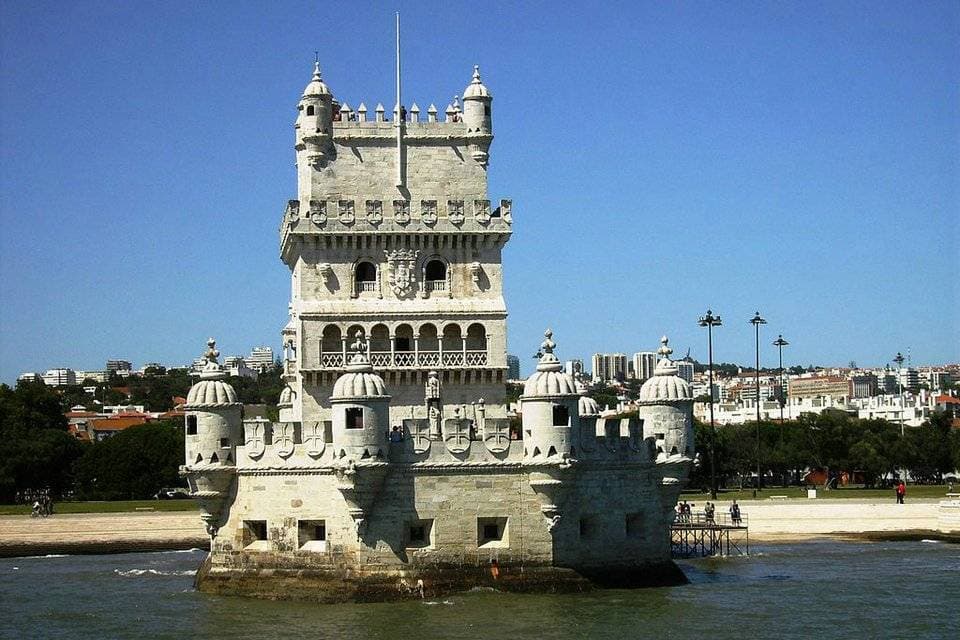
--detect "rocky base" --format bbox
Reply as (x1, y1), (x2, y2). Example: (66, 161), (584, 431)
(194, 558), (688, 603)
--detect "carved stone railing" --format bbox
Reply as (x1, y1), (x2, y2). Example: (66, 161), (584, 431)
(425, 280), (445, 292)
(313, 350), (489, 370)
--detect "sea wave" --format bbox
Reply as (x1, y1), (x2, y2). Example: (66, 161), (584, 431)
(114, 568), (196, 577)
(22, 554), (69, 559)
(157, 548), (205, 554)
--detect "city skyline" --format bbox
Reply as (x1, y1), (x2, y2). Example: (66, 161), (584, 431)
(1, 1), (958, 384)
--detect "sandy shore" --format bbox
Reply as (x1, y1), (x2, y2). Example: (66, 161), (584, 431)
(0, 500), (955, 557)
(0, 512), (207, 557)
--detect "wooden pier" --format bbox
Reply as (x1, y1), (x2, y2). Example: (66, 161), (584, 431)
(671, 512), (749, 558)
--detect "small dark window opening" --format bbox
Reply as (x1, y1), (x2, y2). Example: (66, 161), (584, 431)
(484, 104), (491, 116)
(345, 407), (364, 429)
(245, 520), (267, 542)
(483, 524), (499, 540)
(355, 262), (376, 282)
(298, 519), (326, 547)
(220, 437), (230, 448)
(552, 405), (569, 426)
(306, 105), (315, 116)
(425, 260), (446, 281)
(210, 452), (219, 463)
(186, 415), (197, 435)
(477, 517), (507, 546)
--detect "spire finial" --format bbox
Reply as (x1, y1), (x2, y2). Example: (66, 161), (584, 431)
(204, 338), (220, 364)
(541, 329), (555, 355)
(472, 65), (481, 83)
(657, 335), (673, 359)
(312, 59), (322, 82)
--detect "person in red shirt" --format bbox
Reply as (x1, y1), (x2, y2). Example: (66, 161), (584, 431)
(896, 481), (906, 504)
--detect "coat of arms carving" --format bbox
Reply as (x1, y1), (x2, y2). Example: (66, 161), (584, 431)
(474, 199), (491, 224)
(274, 422), (296, 458)
(303, 421), (325, 457)
(448, 200), (465, 225)
(393, 199), (410, 225)
(338, 199), (355, 225)
(421, 200), (438, 225)
(385, 249), (419, 297)
(405, 419), (431, 454)
(366, 200), (383, 225)
(309, 200), (327, 226)
(245, 420), (266, 458)
(483, 417), (511, 454)
(443, 418), (471, 454)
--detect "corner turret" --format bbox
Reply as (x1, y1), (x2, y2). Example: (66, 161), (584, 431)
(182, 338), (242, 537)
(637, 336), (695, 459)
(295, 61), (335, 168)
(462, 65), (493, 165)
(521, 329), (581, 460)
(330, 331), (391, 460)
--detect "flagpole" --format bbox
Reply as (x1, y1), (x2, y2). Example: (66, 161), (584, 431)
(395, 12), (403, 187)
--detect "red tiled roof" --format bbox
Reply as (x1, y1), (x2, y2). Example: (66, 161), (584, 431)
(90, 416), (149, 431)
(65, 411), (100, 418)
(935, 395), (960, 405)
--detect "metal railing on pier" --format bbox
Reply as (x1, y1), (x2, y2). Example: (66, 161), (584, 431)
(671, 511), (749, 558)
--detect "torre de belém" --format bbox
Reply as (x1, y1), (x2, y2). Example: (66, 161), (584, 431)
(182, 60), (696, 601)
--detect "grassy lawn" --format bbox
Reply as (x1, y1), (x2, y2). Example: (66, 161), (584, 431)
(681, 485), (956, 502)
(0, 499), (199, 516)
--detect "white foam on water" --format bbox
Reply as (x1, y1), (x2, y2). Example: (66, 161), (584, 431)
(422, 600), (455, 606)
(158, 548), (205, 554)
(114, 568), (196, 577)
(22, 554), (70, 559)
(920, 539), (940, 544)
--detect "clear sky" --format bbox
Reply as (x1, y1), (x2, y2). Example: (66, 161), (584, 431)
(1, 1), (957, 383)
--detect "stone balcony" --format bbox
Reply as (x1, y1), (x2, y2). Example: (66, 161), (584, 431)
(312, 349), (488, 371)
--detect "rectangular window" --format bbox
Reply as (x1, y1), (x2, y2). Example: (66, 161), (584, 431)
(579, 515), (596, 540)
(298, 519), (327, 551)
(625, 513), (644, 539)
(407, 519), (434, 549)
(219, 437), (230, 448)
(345, 408), (364, 429)
(477, 517), (508, 548)
(552, 405), (569, 427)
(186, 415), (197, 435)
(243, 520), (269, 550)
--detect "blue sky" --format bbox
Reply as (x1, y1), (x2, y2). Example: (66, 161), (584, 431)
(1, 1), (957, 382)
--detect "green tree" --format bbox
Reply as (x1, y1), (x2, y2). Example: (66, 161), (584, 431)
(73, 421), (185, 500)
(0, 382), (83, 501)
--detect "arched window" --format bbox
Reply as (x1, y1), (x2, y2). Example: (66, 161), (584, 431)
(425, 260), (446, 281)
(355, 262), (376, 294)
(306, 105), (315, 116)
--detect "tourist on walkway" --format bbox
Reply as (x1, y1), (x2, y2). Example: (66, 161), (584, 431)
(389, 426), (403, 443)
(729, 500), (742, 525)
(896, 481), (906, 504)
(704, 501), (715, 524)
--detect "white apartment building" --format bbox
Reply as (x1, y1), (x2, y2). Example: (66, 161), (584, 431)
(247, 346), (275, 373)
(631, 352), (656, 382)
(592, 353), (627, 383)
(42, 368), (77, 387)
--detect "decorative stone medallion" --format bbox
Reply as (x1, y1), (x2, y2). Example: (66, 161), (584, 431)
(275, 422), (295, 458)
(287, 200), (300, 227)
(366, 200), (383, 225)
(406, 419), (431, 454)
(245, 421), (266, 458)
(393, 199), (410, 225)
(448, 200), (465, 225)
(338, 199), (355, 225)
(474, 199), (490, 224)
(309, 200), (327, 226)
(421, 200), (438, 226)
(385, 249), (419, 297)
(443, 418), (471, 454)
(303, 421), (325, 457)
(483, 418), (511, 454)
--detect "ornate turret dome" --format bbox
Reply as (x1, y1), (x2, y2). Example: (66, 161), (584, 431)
(303, 61), (330, 97)
(639, 336), (692, 403)
(576, 381), (600, 417)
(463, 65), (491, 99)
(186, 339), (239, 407)
(523, 330), (578, 398)
(331, 331), (390, 400)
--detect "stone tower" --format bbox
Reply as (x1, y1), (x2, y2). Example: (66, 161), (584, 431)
(280, 62), (512, 430)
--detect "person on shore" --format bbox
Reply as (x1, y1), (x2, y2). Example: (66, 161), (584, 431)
(705, 501), (715, 524)
(896, 481), (906, 504)
(730, 500), (742, 525)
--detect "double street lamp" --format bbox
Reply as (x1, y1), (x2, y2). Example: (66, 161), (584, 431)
(749, 311), (767, 497)
(773, 334), (789, 422)
(893, 351), (905, 437)
(698, 309), (722, 499)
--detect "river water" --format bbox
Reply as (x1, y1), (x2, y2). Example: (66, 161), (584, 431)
(1, 540), (958, 639)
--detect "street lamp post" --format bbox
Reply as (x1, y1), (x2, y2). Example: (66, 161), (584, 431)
(893, 352), (905, 437)
(749, 311), (767, 498)
(773, 335), (789, 423)
(698, 309), (722, 500)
